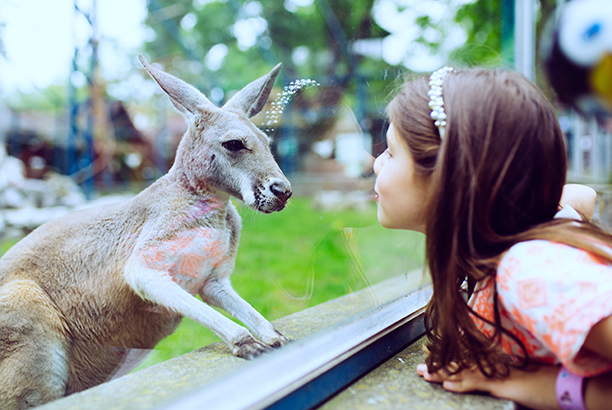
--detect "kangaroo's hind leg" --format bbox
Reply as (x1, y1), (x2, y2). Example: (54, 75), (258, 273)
(0, 279), (70, 409)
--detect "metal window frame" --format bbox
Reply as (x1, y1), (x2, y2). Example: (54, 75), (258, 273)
(160, 285), (433, 410)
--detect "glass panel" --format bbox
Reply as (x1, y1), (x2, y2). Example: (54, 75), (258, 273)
(134, 199), (426, 368)
(0, 0), (512, 395)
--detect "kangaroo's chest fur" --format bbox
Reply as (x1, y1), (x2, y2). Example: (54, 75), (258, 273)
(141, 227), (230, 293)
(136, 196), (237, 297)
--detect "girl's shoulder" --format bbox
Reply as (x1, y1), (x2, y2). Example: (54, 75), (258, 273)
(498, 239), (610, 281)
(503, 239), (592, 259)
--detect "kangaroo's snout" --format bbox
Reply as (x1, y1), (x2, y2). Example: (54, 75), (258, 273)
(252, 177), (292, 213)
(269, 179), (292, 202)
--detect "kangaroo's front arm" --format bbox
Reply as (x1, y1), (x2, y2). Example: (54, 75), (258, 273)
(124, 261), (272, 358)
(123, 202), (284, 358)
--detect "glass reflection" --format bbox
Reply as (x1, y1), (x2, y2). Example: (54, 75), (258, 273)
(0, 0), (503, 405)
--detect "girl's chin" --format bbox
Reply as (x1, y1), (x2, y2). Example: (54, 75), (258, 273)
(377, 212), (395, 229)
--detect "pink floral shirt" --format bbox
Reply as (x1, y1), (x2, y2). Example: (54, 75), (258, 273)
(468, 239), (612, 377)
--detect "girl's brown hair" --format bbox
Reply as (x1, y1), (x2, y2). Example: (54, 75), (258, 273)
(388, 69), (612, 377)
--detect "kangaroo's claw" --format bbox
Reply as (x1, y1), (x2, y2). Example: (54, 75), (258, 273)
(233, 334), (273, 360)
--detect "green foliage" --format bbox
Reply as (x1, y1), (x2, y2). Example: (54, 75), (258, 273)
(139, 0), (525, 148)
(450, 0), (559, 94)
(6, 84), (69, 112)
(142, 0), (393, 121)
(144, 0), (386, 76)
(0, 239), (19, 255)
(451, 0), (504, 68)
(233, 197), (422, 313)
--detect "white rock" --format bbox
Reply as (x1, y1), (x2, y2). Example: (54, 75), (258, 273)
(2, 187), (26, 209)
(3, 207), (71, 230)
(0, 149), (136, 239)
(45, 173), (87, 207)
(0, 156), (25, 190)
(74, 194), (133, 211)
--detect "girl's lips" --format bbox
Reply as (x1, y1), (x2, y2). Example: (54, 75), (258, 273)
(374, 192), (379, 203)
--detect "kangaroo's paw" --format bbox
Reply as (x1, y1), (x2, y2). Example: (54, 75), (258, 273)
(232, 334), (273, 360)
(263, 330), (291, 348)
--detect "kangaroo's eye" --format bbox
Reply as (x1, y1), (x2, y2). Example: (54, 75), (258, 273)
(222, 140), (246, 152)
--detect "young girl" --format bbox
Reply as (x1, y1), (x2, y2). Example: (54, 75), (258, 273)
(373, 68), (612, 410)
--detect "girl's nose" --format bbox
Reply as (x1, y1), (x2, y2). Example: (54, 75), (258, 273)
(373, 154), (383, 176)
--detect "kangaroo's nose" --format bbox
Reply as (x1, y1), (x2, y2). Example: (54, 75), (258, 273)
(270, 179), (292, 202)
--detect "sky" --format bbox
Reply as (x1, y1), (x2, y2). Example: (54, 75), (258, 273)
(0, 0), (147, 95)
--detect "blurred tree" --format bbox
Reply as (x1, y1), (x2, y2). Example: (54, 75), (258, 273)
(452, 0), (504, 68)
(142, 0), (390, 90)
(7, 85), (68, 113)
(140, 0), (563, 169)
(141, 0), (399, 164)
(452, 0), (559, 91)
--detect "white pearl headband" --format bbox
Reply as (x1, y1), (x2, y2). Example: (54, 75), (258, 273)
(428, 66), (455, 140)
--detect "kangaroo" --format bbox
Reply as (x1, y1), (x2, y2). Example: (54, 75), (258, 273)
(0, 56), (292, 409)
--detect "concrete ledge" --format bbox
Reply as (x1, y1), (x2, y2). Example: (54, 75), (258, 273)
(38, 270), (513, 410)
(320, 338), (516, 410)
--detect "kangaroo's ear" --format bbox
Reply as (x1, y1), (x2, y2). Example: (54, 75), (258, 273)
(223, 63), (282, 117)
(138, 55), (216, 119)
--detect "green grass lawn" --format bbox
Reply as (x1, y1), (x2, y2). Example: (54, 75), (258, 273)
(0, 197), (425, 370)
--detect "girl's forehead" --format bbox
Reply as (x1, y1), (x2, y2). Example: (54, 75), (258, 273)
(386, 123), (399, 143)
(387, 123), (413, 153)
(386, 123), (395, 137)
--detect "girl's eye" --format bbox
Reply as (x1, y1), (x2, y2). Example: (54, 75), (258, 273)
(222, 140), (246, 152)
